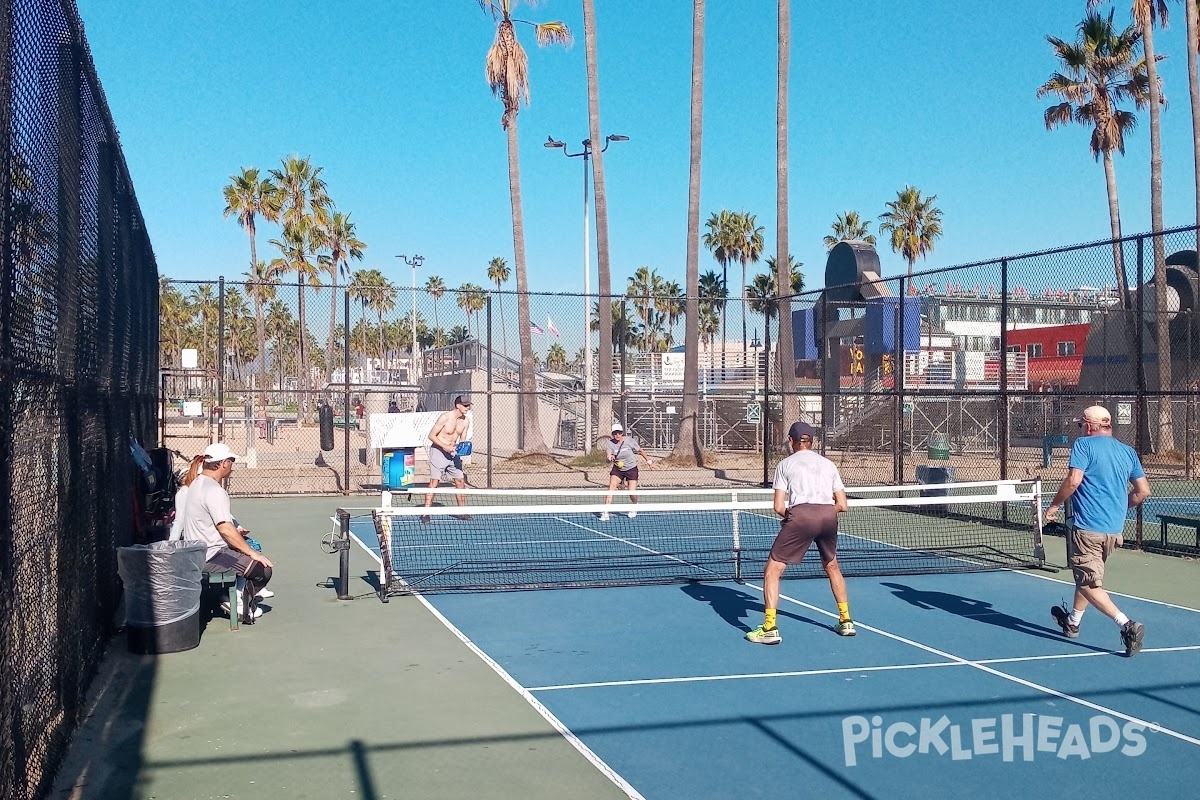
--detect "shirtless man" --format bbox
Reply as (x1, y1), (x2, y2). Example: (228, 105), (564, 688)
(421, 395), (472, 523)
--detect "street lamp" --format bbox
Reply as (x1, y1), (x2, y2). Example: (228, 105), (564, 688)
(397, 254), (424, 384)
(545, 133), (629, 448)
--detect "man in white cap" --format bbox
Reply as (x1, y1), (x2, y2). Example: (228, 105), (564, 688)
(1044, 405), (1151, 656)
(177, 442), (274, 624)
(599, 422), (653, 521)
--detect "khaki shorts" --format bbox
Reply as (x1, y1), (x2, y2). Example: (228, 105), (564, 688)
(1067, 526), (1122, 588)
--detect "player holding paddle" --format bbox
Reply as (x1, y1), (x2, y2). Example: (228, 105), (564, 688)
(599, 422), (652, 522)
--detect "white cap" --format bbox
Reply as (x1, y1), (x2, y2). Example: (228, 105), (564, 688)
(202, 442), (241, 463)
(611, 422), (624, 433)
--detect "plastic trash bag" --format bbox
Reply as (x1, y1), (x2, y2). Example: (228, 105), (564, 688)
(117, 540), (206, 626)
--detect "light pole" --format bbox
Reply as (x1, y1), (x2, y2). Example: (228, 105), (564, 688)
(545, 133), (629, 449)
(397, 254), (424, 384)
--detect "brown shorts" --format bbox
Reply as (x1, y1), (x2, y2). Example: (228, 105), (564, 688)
(769, 504), (839, 564)
(1067, 527), (1121, 588)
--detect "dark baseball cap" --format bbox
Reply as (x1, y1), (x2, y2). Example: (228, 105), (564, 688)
(454, 395), (472, 407)
(788, 421), (818, 441)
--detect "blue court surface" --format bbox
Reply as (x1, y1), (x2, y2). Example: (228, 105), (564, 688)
(348, 518), (1200, 799)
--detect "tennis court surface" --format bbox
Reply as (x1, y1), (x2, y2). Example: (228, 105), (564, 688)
(336, 483), (1200, 798)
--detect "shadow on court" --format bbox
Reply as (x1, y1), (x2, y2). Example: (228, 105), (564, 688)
(680, 580), (832, 634)
(880, 582), (1111, 652)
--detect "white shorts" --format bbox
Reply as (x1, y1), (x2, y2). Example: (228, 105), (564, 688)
(429, 446), (464, 481)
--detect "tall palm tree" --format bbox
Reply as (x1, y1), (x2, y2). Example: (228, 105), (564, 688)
(317, 212), (367, 383)
(455, 282), (487, 340)
(1039, 10), (1147, 310)
(244, 259), (284, 400)
(702, 210), (738, 367)
(424, 275), (447, 347)
(545, 342), (568, 372)
(270, 155), (331, 233)
(487, 257), (511, 358)
(774, 0), (795, 445)
(730, 211), (765, 357)
(479, 0), (570, 454)
(764, 254), (805, 294)
(268, 219), (323, 406)
(348, 269), (378, 376)
(159, 280), (191, 368)
(582, 0), (616, 443)
(366, 271), (397, 366)
(823, 211), (877, 250)
(1187, 0), (1200, 307)
(878, 186), (944, 276)
(746, 272), (779, 356)
(672, 0), (705, 463)
(222, 167), (281, 280)
(190, 284), (218, 368)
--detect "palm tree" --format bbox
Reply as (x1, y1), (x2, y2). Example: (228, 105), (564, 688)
(424, 275), (447, 347)
(270, 155), (331, 233)
(672, 0), (706, 463)
(545, 342), (569, 372)
(746, 272), (779, 357)
(582, 0), (616, 443)
(702, 210), (738, 366)
(731, 211), (765, 357)
(455, 283), (487, 340)
(1090, 0), (1171, 453)
(222, 167), (281, 280)
(366, 271), (396, 369)
(479, 0), (571, 454)
(487, 257), (511, 358)
(764, 254), (804, 294)
(348, 269), (379, 377)
(823, 211), (877, 249)
(159, 280), (191, 368)
(774, 0), (794, 430)
(189, 284), (218, 368)
(317, 212), (367, 383)
(268, 220), (323, 407)
(878, 186), (944, 276)
(1038, 10), (1147, 310)
(244, 259), (283, 400)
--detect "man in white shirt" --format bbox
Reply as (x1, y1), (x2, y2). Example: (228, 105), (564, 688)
(178, 443), (274, 624)
(746, 421), (855, 645)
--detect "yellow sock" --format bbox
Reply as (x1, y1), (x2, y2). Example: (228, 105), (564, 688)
(837, 602), (851, 622)
(763, 608), (777, 630)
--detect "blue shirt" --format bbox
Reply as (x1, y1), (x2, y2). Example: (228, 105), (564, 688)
(1068, 435), (1145, 535)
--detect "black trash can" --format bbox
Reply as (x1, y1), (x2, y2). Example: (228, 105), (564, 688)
(916, 465), (956, 498)
(117, 540), (206, 654)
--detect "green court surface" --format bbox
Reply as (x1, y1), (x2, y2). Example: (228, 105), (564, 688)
(50, 497), (1198, 800)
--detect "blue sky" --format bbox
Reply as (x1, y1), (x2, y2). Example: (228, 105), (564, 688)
(76, 1), (1200, 296)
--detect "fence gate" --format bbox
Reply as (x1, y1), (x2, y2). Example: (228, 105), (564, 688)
(159, 369), (221, 459)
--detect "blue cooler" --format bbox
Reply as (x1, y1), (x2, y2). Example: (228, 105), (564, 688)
(382, 448), (415, 490)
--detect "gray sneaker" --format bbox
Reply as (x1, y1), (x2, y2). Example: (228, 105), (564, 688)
(1051, 604), (1080, 638)
(1121, 620), (1145, 657)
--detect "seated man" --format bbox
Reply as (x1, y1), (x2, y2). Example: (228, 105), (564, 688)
(177, 442), (274, 624)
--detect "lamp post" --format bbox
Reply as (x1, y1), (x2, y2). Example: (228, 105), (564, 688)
(397, 254), (424, 384)
(545, 133), (628, 449)
(751, 329), (762, 449)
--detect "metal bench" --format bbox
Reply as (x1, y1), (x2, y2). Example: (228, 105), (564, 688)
(1155, 513), (1200, 549)
(202, 570), (239, 631)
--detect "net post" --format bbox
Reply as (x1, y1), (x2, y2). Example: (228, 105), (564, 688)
(731, 491), (743, 583)
(1031, 480), (1046, 567)
(337, 508), (352, 600)
(375, 510), (393, 603)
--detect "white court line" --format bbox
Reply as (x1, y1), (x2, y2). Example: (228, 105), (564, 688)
(748, 580), (1200, 748)
(528, 645), (1200, 692)
(1009, 560), (1200, 616)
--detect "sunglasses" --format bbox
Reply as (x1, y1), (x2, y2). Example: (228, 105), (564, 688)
(612, 430), (624, 435)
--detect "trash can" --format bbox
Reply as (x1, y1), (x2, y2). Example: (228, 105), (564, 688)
(117, 540), (206, 654)
(381, 447), (415, 490)
(927, 433), (951, 460)
(916, 464), (956, 500)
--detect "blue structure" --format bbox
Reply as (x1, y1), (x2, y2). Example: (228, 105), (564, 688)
(790, 308), (819, 359)
(864, 297), (922, 355)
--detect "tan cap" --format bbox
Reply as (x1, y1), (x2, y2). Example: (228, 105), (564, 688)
(1073, 405), (1111, 425)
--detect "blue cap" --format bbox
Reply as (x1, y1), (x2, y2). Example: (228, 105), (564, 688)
(788, 421), (818, 441)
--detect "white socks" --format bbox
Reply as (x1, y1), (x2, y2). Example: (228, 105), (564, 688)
(1113, 613), (1130, 628)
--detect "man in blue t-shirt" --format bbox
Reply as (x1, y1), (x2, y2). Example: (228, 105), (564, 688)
(1044, 405), (1152, 656)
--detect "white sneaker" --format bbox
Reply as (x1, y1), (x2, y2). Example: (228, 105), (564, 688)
(627, 510), (637, 519)
(256, 588), (275, 600)
(220, 601), (264, 620)
(598, 512), (610, 522)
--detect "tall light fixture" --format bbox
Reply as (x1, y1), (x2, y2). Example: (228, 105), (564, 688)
(397, 254), (424, 384)
(545, 133), (629, 448)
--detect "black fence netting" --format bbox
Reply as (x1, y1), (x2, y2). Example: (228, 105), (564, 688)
(2, 2), (159, 799)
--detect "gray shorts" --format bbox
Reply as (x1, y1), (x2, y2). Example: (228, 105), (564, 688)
(429, 446), (465, 481)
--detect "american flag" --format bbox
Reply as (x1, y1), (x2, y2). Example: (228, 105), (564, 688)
(530, 322), (544, 335)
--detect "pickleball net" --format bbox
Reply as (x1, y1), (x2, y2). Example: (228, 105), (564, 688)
(355, 480), (1046, 597)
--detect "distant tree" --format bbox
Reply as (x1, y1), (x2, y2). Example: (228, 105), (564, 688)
(878, 186), (943, 276)
(823, 211), (876, 249)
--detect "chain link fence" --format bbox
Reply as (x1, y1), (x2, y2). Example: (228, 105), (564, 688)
(163, 228), (1200, 557)
(2, 1), (160, 798)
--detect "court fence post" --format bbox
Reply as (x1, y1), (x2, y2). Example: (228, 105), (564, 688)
(337, 508), (352, 600)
